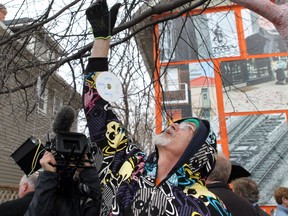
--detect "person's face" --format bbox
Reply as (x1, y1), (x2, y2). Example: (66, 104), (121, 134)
(282, 196), (288, 207)
(18, 181), (27, 198)
(153, 122), (196, 155)
(0, 9), (7, 21)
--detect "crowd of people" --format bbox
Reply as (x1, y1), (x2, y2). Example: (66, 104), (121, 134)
(82, 1), (228, 215)
(206, 154), (258, 216)
(0, 1), (287, 216)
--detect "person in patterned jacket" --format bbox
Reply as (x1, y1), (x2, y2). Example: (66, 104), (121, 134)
(84, 1), (231, 215)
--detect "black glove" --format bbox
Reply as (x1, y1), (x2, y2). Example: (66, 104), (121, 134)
(86, 0), (121, 39)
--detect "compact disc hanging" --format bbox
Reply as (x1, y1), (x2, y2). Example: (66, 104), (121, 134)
(95, 72), (123, 102)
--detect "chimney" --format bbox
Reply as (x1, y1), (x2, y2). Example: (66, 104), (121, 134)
(0, 4), (7, 21)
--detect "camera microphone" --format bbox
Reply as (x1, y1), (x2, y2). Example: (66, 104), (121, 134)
(53, 106), (76, 133)
(50, 106), (91, 170)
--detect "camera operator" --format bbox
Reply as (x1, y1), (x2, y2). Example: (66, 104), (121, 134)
(24, 106), (101, 216)
(24, 150), (101, 216)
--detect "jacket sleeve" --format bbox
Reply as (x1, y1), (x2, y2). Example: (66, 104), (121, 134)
(24, 171), (58, 216)
(0, 194), (33, 215)
(83, 58), (134, 181)
(79, 168), (101, 215)
(83, 57), (122, 146)
(79, 168), (101, 202)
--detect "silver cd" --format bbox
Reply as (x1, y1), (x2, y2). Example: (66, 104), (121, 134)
(96, 72), (123, 102)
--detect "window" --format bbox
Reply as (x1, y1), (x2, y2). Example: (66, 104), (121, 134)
(53, 95), (63, 116)
(38, 88), (48, 114)
(159, 20), (175, 61)
(162, 67), (179, 91)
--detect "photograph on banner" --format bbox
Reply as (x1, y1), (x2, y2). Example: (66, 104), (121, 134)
(242, 9), (288, 55)
(220, 55), (288, 112)
(205, 11), (239, 58)
(226, 113), (288, 206)
(160, 64), (193, 123)
(158, 10), (239, 62)
(188, 61), (220, 139)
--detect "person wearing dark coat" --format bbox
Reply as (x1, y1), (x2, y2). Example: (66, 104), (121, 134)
(23, 150), (101, 216)
(23, 105), (102, 216)
(0, 173), (38, 216)
(232, 177), (270, 216)
(206, 154), (258, 216)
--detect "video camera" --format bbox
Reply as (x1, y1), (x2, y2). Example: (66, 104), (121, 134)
(46, 131), (91, 169)
(11, 131), (93, 176)
(11, 105), (94, 176)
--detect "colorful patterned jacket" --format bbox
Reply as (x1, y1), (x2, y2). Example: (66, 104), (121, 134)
(83, 58), (231, 216)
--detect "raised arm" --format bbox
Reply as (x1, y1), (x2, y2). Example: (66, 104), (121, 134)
(83, 0), (121, 142)
(83, 1), (137, 186)
(91, 39), (110, 58)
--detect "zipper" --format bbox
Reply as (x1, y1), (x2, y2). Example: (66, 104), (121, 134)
(148, 187), (157, 216)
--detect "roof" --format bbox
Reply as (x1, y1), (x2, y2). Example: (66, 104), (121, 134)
(1, 18), (64, 56)
(3, 18), (34, 26)
(190, 76), (215, 87)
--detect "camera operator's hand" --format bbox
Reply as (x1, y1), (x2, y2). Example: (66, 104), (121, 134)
(76, 154), (93, 173)
(85, 0), (121, 39)
(40, 151), (57, 173)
